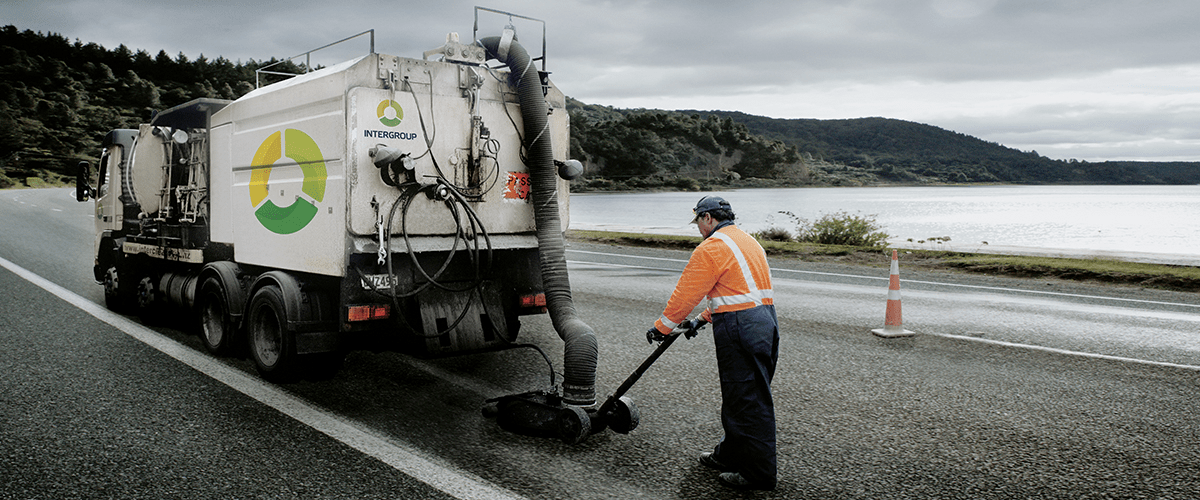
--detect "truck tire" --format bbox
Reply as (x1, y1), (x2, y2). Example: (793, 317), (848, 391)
(134, 273), (167, 324)
(102, 261), (136, 313)
(199, 277), (239, 356)
(247, 285), (299, 382)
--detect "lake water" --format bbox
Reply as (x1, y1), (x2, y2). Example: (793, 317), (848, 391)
(568, 185), (1200, 266)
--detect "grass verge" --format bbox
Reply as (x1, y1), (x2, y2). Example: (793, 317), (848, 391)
(567, 230), (1200, 293)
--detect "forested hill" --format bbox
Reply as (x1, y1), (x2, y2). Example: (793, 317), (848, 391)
(697, 111), (1200, 186)
(568, 103), (1200, 189)
(0, 26), (303, 188)
(3, 25), (1198, 189)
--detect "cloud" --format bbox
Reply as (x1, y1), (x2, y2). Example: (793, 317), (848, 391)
(4, 0), (1200, 161)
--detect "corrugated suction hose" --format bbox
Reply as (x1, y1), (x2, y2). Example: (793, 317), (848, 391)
(479, 35), (597, 406)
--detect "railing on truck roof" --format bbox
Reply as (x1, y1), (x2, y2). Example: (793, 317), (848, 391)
(473, 6), (546, 72)
(254, 29), (375, 88)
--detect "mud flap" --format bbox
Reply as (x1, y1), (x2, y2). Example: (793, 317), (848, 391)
(417, 281), (508, 354)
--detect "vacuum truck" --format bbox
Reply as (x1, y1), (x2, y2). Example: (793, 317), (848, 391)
(74, 13), (599, 414)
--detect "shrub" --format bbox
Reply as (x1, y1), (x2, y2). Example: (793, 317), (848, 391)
(671, 177), (702, 191)
(783, 210), (891, 248)
(753, 227), (794, 242)
(25, 177), (52, 188)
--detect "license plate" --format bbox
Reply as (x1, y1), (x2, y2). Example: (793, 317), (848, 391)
(360, 274), (396, 290)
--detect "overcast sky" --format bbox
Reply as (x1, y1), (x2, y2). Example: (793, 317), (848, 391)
(5, 0), (1199, 162)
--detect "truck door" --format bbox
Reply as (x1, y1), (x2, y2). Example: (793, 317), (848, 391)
(94, 145), (122, 234)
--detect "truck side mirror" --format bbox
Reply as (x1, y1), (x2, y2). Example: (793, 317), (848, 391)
(75, 161), (92, 202)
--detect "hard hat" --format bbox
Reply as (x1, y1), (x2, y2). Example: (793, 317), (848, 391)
(690, 196), (732, 224)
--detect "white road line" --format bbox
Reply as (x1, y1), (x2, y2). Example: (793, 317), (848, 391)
(568, 257), (1200, 368)
(929, 332), (1200, 372)
(568, 258), (1200, 369)
(566, 259), (677, 273)
(0, 256), (526, 500)
(566, 249), (1200, 308)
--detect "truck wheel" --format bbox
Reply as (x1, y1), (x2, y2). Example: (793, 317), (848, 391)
(247, 285), (299, 382)
(136, 275), (157, 310)
(199, 277), (239, 356)
(134, 274), (167, 323)
(102, 264), (135, 312)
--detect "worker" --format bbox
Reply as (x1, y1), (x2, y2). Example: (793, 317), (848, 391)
(649, 195), (779, 491)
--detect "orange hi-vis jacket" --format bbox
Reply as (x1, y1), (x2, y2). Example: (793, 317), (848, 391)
(655, 224), (774, 334)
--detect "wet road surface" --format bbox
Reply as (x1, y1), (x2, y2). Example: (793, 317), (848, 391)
(3, 188), (1200, 499)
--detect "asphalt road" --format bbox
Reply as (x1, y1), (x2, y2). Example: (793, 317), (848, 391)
(3, 188), (1200, 499)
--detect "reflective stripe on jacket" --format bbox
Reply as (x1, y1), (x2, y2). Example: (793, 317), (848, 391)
(655, 225), (774, 334)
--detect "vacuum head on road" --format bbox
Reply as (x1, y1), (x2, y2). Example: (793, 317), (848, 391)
(482, 320), (706, 444)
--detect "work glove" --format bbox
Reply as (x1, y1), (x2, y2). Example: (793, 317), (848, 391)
(674, 318), (708, 339)
(646, 327), (667, 344)
(645, 319), (708, 344)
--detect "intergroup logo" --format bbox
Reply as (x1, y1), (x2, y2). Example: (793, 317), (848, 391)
(248, 129), (327, 234)
(377, 99), (404, 127)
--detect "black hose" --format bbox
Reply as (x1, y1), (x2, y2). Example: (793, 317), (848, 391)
(377, 181), (492, 338)
(479, 35), (597, 406)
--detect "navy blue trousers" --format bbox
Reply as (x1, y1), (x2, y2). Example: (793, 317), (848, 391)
(711, 304), (779, 485)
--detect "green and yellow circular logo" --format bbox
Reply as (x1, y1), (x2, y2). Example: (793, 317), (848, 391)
(377, 99), (404, 127)
(248, 129), (327, 234)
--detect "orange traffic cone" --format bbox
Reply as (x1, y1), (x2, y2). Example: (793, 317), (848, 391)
(872, 249), (914, 338)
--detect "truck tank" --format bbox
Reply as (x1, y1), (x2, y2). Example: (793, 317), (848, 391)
(79, 22), (597, 408)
